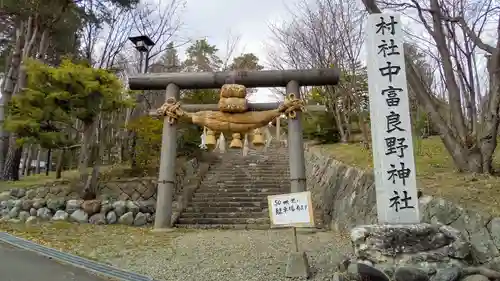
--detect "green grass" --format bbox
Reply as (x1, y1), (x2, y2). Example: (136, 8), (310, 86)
(316, 136), (500, 216)
(0, 170), (79, 191)
(0, 165), (129, 192)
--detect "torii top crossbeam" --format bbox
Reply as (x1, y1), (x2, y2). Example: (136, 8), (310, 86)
(128, 68), (340, 90)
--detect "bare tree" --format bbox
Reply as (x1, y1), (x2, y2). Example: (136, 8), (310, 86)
(80, 1), (136, 68)
(267, 0), (368, 143)
(220, 30), (242, 71)
(132, 0), (187, 64)
(362, 0), (500, 173)
(127, 0), (186, 169)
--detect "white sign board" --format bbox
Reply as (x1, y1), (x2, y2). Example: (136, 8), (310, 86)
(268, 191), (314, 228)
(366, 13), (420, 224)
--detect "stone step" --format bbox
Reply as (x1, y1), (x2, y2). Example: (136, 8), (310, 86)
(174, 223), (271, 230)
(180, 212), (265, 218)
(203, 176), (289, 180)
(215, 164), (288, 167)
(191, 196), (268, 202)
(209, 170), (290, 176)
(205, 172), (290, 177)
(189, 201), (268, 208)
(194, 191), (281, 197)
(200, 183), (289, 188)
(196, 188), (286, 193)
(184, 206), (263, 213)
(216, 157), (288, 160)
(177, 217), (269, 225)
(202, 179), (289, 184)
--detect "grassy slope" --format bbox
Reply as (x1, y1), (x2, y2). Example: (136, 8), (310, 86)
(317, 136), (500, 216)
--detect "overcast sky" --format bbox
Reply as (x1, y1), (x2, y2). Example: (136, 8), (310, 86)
(180, 0), (293, 65)
(179, 0), (298, 102)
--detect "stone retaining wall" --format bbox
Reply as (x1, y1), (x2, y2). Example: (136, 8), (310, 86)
(305, 146), (500, 267)
(0, 157), (210, 226)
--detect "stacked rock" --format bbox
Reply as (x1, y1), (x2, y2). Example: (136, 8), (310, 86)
(335, 223), (500, 281)
(218, 84), (248, 113)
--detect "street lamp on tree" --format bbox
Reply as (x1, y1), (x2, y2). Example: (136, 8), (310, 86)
(128, 35), (155, 74)
(128, 35), (155, 169)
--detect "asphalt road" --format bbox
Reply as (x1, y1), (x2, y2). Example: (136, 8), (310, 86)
(0, 241), (108, 281)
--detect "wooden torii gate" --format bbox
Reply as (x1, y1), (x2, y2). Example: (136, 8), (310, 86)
(128, 69), (340, 230)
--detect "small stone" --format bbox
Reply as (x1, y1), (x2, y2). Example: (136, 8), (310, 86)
(394, 266), (429, 281)
(13, 199), (22, 208)
(285, 251), (310, 278)
(81, 200), (101, 216)
(89, 213), (106, 225)
(36, 207), (52, 220)
(0, 200), (7, 209)
(11, 188), (26, 198)
(431, 267), (461, 281)
(126, 201), (139, 215)
(118, 212), (134, 225)
(460, 275), (489, 281)
(32, 198), (46, 209)
(487, 217), (500, 249)
(66, 199), (83, 214)
(35, 187), (49, 198)
(46, 198), (66, 212)
(24, 189), (36, 199)
(351, 226), (368, 244)
(0, 191), (11, 201)
(21, 199), (33, 211)
(332, 272), (350, 281)
(18, 211), (30, 222)
(100, 201), (113, 214)
(146, 213), (154, 223)
(112, 201), (127, 217)
(106, 211), (117, 224)
(29, 208), (37, 216)
(8, 218), (21, 223)
(133, 212), (147, 226)
(351, 263), (391, 281)
(52, 210), (69, 221)
(70, 209), (88, 223)
(25, 216), (39, 225)
(8, 207), (20, 218)
(136, 200), (155, 213)
(5, 200), (15, 209)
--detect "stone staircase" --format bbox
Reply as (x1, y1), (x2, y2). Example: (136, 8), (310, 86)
(176, 143), (290, 229)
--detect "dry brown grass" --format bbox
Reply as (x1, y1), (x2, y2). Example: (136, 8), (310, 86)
(0, 221), (190, 261)
(317, 136), (500, 216)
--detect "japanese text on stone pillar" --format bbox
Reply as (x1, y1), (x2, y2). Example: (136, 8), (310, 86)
(366, 14), (420, 224)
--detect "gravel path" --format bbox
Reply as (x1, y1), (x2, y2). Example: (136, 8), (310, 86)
(107, 229), (352, 281)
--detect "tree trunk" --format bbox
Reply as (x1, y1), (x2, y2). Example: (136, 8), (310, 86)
(1, 19), (42, 181)
(334, 105), (348, 143)
(2, 137), (23, 181)
(0, 23), (25, 174)
(478, 55), (500, 173)
(45, 148), (52, 176)
(26, 146), (34, 176)
(78, 121), (96, 184)
(22, 144), (33, 176)
(55, 149), (65, 179)
(35, 147), (42, 174)
(357, 115), (370, 149)
(67, 150), (74, 171)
